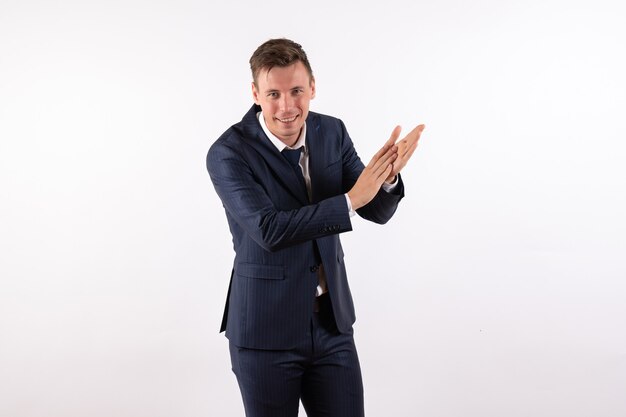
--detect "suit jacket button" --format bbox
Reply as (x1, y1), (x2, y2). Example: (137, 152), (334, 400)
(310, 265), (319, 273)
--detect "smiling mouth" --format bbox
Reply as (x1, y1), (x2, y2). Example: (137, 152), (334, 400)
(276, 115), (298, 123)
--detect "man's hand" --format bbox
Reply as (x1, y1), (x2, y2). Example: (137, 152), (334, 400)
(385, 124), (426, 183)
(347, 129), (401, 211)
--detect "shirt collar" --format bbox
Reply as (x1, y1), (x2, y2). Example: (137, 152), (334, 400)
(257, 111), (307, 153)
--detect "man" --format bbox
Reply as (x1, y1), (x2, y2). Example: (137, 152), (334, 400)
(206, 38), (424, 417)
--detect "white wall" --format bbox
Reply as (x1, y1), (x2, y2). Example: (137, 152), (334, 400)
(1, 1), (625, 416)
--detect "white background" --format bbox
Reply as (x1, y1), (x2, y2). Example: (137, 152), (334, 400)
(1, 0), (625, 416)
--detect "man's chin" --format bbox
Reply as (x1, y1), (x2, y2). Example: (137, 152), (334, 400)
(272, 123), (301, 136)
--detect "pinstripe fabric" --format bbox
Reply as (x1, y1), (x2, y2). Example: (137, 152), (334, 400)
(207, 104), (404, 350)
(229, 294), (364, 417)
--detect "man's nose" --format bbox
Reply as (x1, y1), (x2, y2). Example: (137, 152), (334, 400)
(279, 94), (294, 111)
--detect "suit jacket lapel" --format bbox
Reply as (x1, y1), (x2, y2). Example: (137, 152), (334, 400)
(307, 112), (342, 204)
(240, 105), (309, 205)
(307, 113), (324, 204)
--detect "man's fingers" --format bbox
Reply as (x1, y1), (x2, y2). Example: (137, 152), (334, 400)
(368, 125), (402, 167)
(376, 126), (402, 157)
(379, 163), (394, 183)
(368, 142), (394, 168)
(372, 148), (397, 173)
(404, 124), (424, 156)
(374, 155), (397, 179)
(367, 124), (422, 170)
(368, 143), (397, 169)
(363, 152), (396, 182)
(402, 124), (425, 146)
(366, 125), (406, 169)
(385, 125), (402, 147)
(401, 140), (419, 162)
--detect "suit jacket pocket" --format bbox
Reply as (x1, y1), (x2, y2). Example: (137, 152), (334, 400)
(236, 263), (284, 280)
(326, 159), (341, 169)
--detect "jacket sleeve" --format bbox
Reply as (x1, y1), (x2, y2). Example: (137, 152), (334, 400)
(207, 139), (352, 252)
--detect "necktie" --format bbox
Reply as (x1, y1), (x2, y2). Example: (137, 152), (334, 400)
(282, 147), (307, 194)
(283, 147), (326, 294)
(282, 147), (324, 294)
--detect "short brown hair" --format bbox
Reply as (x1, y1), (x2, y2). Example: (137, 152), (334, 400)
(249, 38), (314, 86)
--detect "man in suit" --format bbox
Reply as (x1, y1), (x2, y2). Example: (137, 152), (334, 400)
(207, 38), (424, 417)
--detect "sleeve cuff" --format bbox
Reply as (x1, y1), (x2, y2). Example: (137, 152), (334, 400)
(344, 194), (356, 217)
(382, 175), (399, 192)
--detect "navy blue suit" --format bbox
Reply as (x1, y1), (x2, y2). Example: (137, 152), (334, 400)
(207, 104), (404, 415)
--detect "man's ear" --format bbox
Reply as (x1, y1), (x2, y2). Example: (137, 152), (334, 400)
(310, 77), (316, 99)
(251, 81), (260, 104)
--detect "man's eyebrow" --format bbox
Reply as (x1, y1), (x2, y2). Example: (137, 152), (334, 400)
(263, 86), (305, 93)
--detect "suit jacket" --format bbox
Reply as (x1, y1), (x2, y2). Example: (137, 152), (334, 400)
(207, 104), (404, 350)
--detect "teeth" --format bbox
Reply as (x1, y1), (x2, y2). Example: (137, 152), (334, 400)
(278, 116), (297, 123)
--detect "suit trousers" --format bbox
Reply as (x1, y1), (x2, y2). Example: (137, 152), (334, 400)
(228, 293), (365, 417)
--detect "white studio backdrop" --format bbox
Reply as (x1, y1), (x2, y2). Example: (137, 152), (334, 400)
(1, 0), (625, 416)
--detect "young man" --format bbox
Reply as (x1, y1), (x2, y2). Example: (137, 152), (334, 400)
(207, 38), (424, 417)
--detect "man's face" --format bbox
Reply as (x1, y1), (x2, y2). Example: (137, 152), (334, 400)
(252, 61), (316, 147)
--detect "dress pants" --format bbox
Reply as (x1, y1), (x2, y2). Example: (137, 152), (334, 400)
(229, 293), (365, 417)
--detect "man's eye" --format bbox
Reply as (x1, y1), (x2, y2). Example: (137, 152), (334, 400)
(268, 92), (278, 98)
